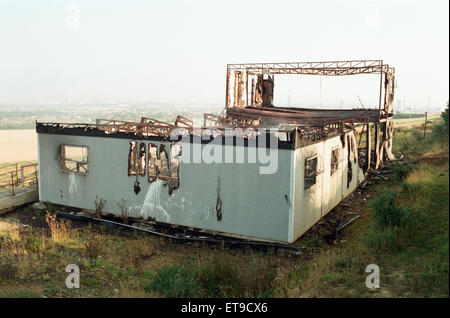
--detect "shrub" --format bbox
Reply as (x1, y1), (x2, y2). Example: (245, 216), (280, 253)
(366, 190), (413, 254)
(369, 191), (411, 229)
(390, 162), (413, 182)
(431, 121), (449, 141)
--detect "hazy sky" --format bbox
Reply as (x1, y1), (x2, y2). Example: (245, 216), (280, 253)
(0, 0), (448, 109)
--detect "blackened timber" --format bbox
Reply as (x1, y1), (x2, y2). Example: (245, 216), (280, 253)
(35, 123), (297, 150)
(227, 106), (382, 125)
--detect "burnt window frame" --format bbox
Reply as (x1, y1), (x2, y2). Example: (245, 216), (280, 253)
(148, 143), (158, 183)
(304, 155), (318, 190)
(330, 147), (340, 176)
(351, 134), (357, 164)
(138, 142), (146, 176)
(129, 141), (149, 177)
(57, 144), (89, 174)
(157, 144), (170, 181)
(168, 143), (182, 193)
(347, 135), (354, 188)
(128, 141), (139, 176)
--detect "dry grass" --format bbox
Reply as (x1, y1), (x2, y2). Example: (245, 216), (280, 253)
(94, 196), (106, 219)
(117, 199), (129, 224)
(394, 113), (440, 128)
(125, 238), (156, 274)
(84, 232), (103, 259)
(405, 167), (434, 186)
(45, 212), (72, 241)
(114, 281), (159, 298)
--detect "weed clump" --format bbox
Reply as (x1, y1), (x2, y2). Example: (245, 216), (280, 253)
(44, 212), (72, 241)
(390, 162), (414, 182)
(94, 195), (106, 219)
(84, 232), (103, 259)
(365, 191), (412, 253)
(369, 191), (411, 229)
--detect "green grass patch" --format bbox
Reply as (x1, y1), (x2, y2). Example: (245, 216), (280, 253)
(144, 251), (277, 298)
(145, 264), (201, 298)
(0, 289), (42, 298)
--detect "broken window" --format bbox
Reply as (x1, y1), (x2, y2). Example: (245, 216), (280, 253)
(58, 144), (88, 173)
(347, 135), (353, 188)
(331, 148), (340, 176)
(138, 143), (146, 176)
(350, 135), (357, 164)
(158, 145), (170, 180)
(128, 141), (139, 176)
(148, 143), (158, 182)
(304, 156), (318, 190)
(340, 134), (346, 148)
(168, 144), (181, 194)
(147, 143), (181, 193)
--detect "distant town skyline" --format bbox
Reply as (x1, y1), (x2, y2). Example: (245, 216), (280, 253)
(0, 0), (448, 112)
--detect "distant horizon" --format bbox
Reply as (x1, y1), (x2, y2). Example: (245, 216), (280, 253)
(0, 100), (446, 114)
(0, 1), (448, 109)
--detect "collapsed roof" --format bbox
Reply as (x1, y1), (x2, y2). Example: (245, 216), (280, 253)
(37, 60), (395, 146)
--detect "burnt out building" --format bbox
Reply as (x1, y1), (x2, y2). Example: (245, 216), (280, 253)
(36, 60), (395, 243)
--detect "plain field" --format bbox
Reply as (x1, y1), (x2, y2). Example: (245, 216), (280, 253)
(0, 129), (37, 164)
